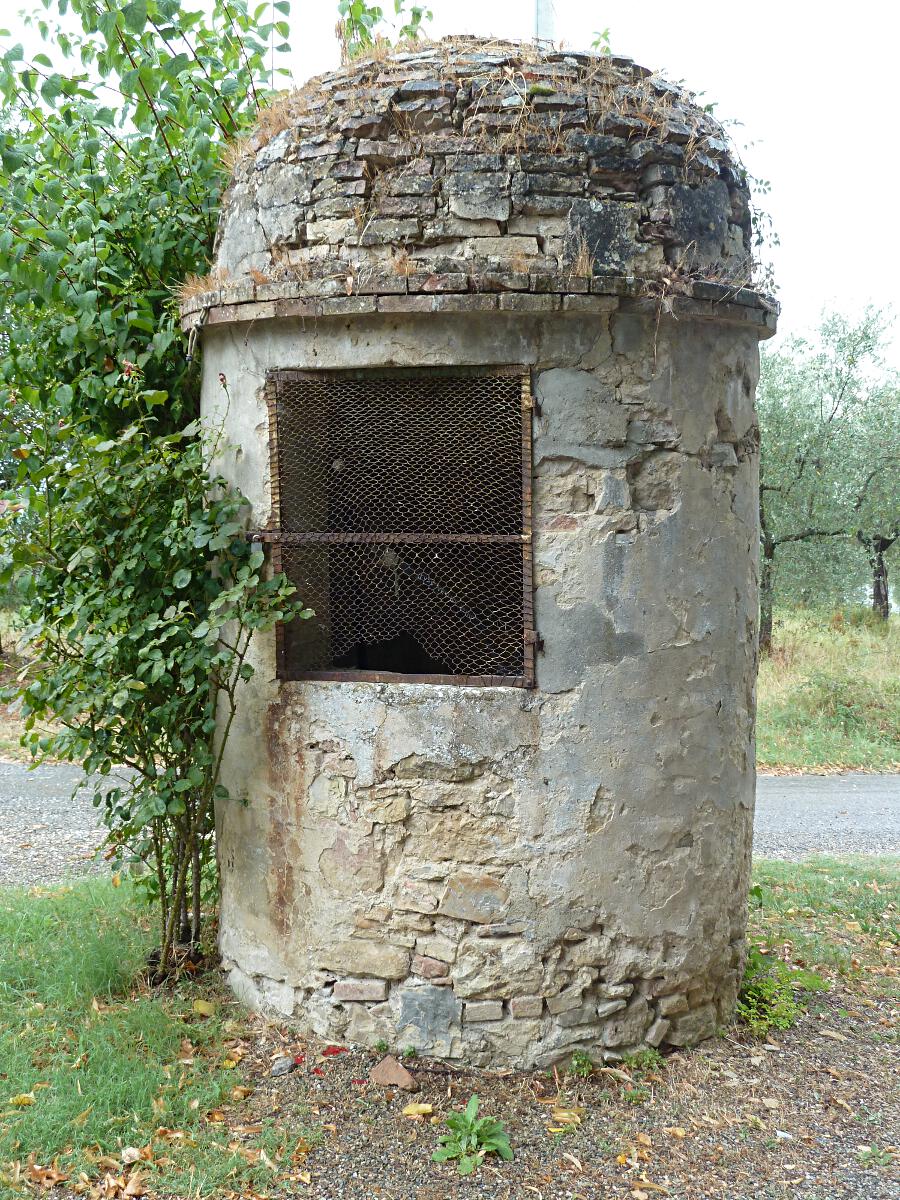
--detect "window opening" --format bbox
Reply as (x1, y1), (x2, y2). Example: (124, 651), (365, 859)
(260, 367), (534, 686)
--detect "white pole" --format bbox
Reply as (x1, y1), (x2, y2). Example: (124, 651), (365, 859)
(535, 0), (555, 43)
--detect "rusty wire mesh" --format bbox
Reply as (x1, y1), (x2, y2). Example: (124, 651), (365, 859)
(267, 369), (533, 683)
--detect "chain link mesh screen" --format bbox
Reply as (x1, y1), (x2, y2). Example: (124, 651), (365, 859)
(266, 369), (533, 685)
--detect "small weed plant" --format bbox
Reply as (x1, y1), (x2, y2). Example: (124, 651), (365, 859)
(569, 1049), (594, 1078)
(622, 1047), (665, 1075)
(736, 945), (828, 1037)
(432, 1095), (513, 1176)
(857, 1145), (894, 1169)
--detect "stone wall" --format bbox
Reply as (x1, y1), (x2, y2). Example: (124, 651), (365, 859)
(202, 300), (767, 1066)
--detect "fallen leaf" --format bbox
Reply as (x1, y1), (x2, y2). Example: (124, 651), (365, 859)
(70, 1106), (93, 1127)
(9, 1093), (35, 1107)
(636, 1132), (652, 1147)
(120, 1149), (141, 1166)
(192, 999), (216, 1018)
(761, 1098), (780, 1110)
(664, 1126), (687, 1139)
(28, 1161), (69, 1190)
(550, 1107), (583, 1126)
(402, 1102), (433, 1118)
(321, 1045), (348, 1057)
(231, 1086), (254, 1101)
(124, 1169), (146, 1197)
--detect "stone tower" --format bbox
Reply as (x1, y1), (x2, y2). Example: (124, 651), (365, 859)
(181, 37), (777, 1067)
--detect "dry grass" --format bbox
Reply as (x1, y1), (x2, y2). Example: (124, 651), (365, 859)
(569, 230), (593, 276)
(175, 268), (229, 306)
(758, 609), (900, 772)
(219, 131), (252, 175)
(0, 644), (60, 764)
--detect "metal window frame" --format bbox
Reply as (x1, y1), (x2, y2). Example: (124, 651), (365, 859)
(259, 365), (535, 689)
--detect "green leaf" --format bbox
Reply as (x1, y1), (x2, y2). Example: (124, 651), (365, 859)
(121, 0), (148, 34)
(172, 569), (192, 588)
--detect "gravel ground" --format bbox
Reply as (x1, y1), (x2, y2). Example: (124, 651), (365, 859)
(203, 983), (899, 1200)
(0, 761), (108, 887)
(756, 773), (900, 860)
(0, 765), (897, 889)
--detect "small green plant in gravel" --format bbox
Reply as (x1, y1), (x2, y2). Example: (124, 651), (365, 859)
(622, 1047), (665, 1075)
(736, 945), (828, 1036)
(857, 1144), (894, 1168)
(569, 1049), (594, 1078)
(374, 1039), (389, 1054)
(403, 1045), (418, 1059)
(432, 1095), (513, 1176)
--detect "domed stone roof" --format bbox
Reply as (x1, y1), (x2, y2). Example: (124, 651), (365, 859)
(181, 37), (774, 328)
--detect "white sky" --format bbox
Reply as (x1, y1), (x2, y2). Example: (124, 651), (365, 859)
(8, 1), (900, 364)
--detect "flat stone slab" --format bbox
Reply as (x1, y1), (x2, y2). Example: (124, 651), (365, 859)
(368, 1054), (419, 1091)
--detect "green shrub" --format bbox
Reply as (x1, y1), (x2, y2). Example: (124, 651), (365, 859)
(736, 945), (827, 1037)
(622, 1047), (665, 1075)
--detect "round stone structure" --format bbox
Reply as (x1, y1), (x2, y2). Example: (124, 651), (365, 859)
(183, 37), (778, 1067)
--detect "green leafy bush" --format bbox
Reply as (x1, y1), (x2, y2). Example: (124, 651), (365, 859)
(736, 946), (827, 1037)
(1, 396), (310, 971)
(432, 1095), (513, 1176)
(0, 0), (289, 435)
(337, 0), (431, 61)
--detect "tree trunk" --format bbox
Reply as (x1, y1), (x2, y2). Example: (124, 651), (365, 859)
(872, 541), (889, 620)
(191, 836), (201, 946)
(759, 540), (775, 655)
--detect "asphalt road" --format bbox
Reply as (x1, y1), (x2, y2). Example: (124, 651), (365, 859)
(754, 771), (899, 859)
(0, 762), (897, 887)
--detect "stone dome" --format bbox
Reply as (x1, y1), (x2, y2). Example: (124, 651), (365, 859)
(181, 37), (772, 327)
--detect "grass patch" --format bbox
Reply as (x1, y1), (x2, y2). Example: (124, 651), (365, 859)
(757, 609), (900, 771)
(749, 856), (899, 982)
(0, 880), (315, 1197)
